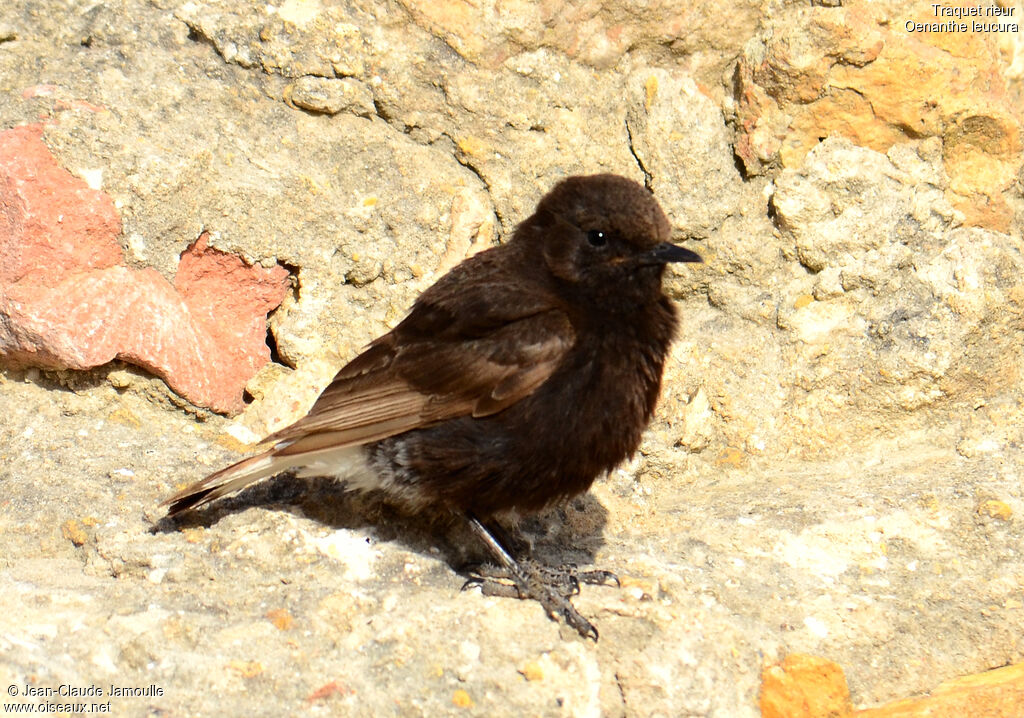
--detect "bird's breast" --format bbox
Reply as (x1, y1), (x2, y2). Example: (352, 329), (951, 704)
(495, 304), (676, 506)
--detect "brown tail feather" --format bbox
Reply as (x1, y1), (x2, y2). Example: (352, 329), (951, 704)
(161, 452), (288, 516)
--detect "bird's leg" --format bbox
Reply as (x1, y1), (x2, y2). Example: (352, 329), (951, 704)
(461, 513), (617, 640)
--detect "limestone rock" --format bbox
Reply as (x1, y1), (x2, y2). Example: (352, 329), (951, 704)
(626, 69), (741, 238)
(2, 1), (1023, 716)
(286, 76), (374, 117)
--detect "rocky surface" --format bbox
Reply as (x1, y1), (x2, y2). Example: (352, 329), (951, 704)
(731, 2), (1023, 231)
(2, 0), (1023, 716)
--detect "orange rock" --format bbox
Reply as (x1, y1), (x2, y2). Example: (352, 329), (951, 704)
(760, 653), (853, 718)
(734, 6), (1022, 232)
(451, 689), (474, 708)
(978, 500), (1013, 521)
(715, 447), (746, 468)
(61, 519), (90, 547)
(265, 608), (294, 631)
(854, 662), (1024, 718)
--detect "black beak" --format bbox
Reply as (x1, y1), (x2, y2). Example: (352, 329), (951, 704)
(645, 242), (703, 265)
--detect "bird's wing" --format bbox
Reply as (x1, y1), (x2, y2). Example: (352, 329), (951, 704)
(161, 299), (571, 514)
(266, 253), (573, 455)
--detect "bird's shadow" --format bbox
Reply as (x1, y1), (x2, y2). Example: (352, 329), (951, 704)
(151, 473), (611, 573)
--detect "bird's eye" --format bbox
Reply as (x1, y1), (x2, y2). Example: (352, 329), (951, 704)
(586, 230), (607, 247)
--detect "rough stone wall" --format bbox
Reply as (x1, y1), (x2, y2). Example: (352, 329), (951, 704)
(2, 1), (1022, 716)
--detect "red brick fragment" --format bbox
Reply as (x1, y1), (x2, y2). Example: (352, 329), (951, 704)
(0, 123), (290, 413)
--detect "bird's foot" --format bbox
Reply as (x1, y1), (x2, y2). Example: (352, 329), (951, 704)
(463, 560), (618, 640)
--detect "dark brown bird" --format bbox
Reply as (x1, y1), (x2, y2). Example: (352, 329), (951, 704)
(162, 174), (702, 638)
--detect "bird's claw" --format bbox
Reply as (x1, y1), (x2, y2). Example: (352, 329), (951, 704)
(464, 560), (615, 640)
(577, 569), (619, 588)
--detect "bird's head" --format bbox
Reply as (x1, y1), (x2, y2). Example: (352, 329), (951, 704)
(519, 174), (702, 296)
